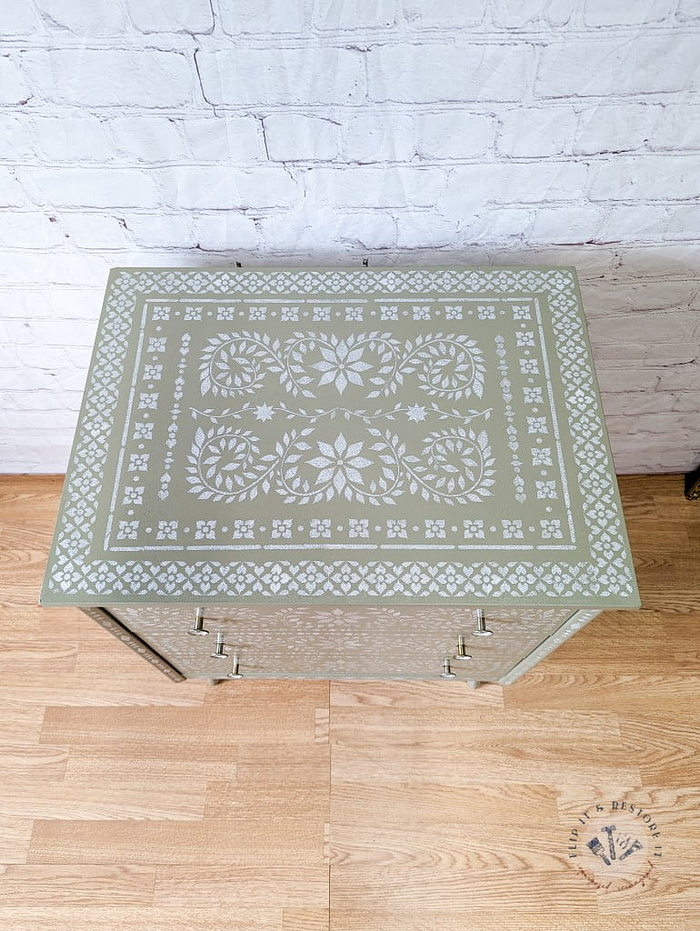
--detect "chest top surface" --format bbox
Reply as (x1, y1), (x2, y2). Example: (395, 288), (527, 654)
(41, 266), (639, 608)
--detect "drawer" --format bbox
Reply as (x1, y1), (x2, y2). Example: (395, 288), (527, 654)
(108, 605), (576, 682)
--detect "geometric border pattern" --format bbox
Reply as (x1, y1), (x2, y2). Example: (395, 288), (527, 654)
(42, 267), (640, 606)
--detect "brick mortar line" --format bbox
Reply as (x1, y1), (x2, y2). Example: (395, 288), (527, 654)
(2, 25), (700, 49)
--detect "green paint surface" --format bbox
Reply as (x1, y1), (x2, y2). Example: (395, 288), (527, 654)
(41, 266), (640, 608)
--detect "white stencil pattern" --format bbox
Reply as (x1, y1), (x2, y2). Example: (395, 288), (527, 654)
(44, 268), (638, 604)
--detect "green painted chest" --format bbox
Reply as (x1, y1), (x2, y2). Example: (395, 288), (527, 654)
(41, 266), (640, 686)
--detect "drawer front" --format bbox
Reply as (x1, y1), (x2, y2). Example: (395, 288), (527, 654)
(109, 605), (576, 682)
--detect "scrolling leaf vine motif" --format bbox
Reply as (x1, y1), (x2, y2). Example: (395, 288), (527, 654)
(199, 331), (486, 401)
(186, 423), (495, 506)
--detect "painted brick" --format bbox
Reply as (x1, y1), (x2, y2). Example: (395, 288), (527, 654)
(594, 342), (697, 365)
(590, 156), (700, 201)
(341, 113), (414, 163)
(440, 162), (588, 219)
(491, 0), (576, 28)
(0, 116), (34, 160)
(415, 112), (496, 159)
(588, 310), (699, 344)
(2, 388), (82, 412)
(304, 167), (446, 208)
(34, 0), (126, 34)
(664, 206), (700, 241)
(313, 0), (397, 29)
(0, 3), (39, 33)
(529, 205), (604, 244)
(0, 408), (80, 432)
(126, 0), (213, 33)
(497, 107), (577, 157)
(336, 213), (396, 250)
(191, 214), (259, 251)
(602, 391), (698, 417)
(596, 368), (662, 392)
(596, 206), (671, 243)
(59, 214), (132, 249)
(0, 317), (34, 346)
(24, 168), (160, 208)
(218, 0), (307, 34)
(395, 212), (459, 249)
(109, 116), (187, 162)
(367, 44), (533, 103)
(607, 411), (700, 435)
(677, 0), (700, 19)
(656, 362), (700, 391)
(0, 436), (73, 473)
(574, 104), (658, 156)
(463, 207), (534, 243)
(197, 48), (365, 106)
(259, 205), (395, 252)
(404, 0), (488, 26)
(648, 106), (700, 151)
(181, 116), (265, 162)
(0, 168), (26, 207)
(124, 213), (194, 248)
(163, 166), (298, 209)
(20, 50), (196, 107)
(0, 213), (65, 249)
(0, 253), (110, 289)
(33, 115), (113, 163)
(584, 0), (675, 25)
(0, 288), (103, 322)
(536, 37), (700, 97)
(264, 114), (339, 162)
(0, 56), (31, 105)
(583, 279), (697, 314)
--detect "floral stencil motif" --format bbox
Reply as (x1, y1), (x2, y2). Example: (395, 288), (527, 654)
(199, 331), (486, 401)
(307, 433), (373, 499)
(186, 422), (495, 506)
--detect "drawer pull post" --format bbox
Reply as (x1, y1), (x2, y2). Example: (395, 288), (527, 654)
(440, 657), (456, 679)
(472, 608), (493, 637)
(188, 607), (210, 637)
(227, 651), (244, 679)
(453, 634), (472, 661)
(211, 631), (229, 658)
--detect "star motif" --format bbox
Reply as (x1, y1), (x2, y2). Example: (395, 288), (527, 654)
(406, 404), (427, 422)
(254, 403), (275, 421)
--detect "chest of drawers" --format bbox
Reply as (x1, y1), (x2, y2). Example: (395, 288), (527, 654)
(41, 266), (640, 686)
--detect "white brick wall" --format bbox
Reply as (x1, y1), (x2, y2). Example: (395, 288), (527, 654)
(0, 0), (698, 474)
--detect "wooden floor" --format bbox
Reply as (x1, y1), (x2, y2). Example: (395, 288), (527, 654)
(0, 474), (698, 930)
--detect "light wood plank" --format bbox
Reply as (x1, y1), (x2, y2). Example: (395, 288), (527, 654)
(28, 819), (325, 866)
(0, 818), (33, 864)
(0, 864), (155, 906)
(0, 781), (207, 821)
(0, 908), (282, 931)
(154, 865), (328, 907)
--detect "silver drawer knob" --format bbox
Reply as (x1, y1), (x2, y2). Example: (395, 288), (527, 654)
(188, 607), (209, 637)
(472, 608), (493, 637)
(453, 635), (472, 661)
(227, 651), (244, 679)
(440, 657), (456, 679)
(210, 631), (228, 658)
